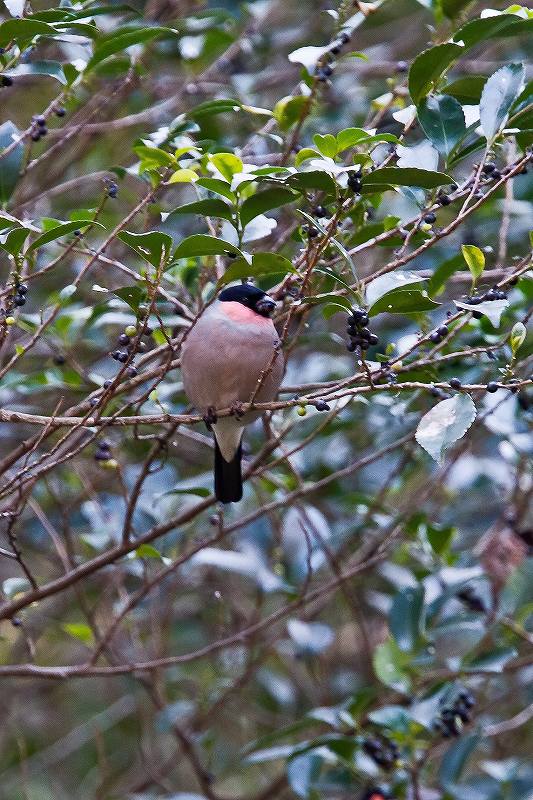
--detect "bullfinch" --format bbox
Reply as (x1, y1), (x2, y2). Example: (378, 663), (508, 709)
(181, 284), (284, 503)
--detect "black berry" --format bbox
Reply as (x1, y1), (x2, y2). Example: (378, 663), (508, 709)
(486, 381), (499, 393)
(449, 378), (462, 390)
(424, 212), (436, 224)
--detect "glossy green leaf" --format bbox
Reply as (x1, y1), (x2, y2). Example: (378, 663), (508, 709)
(480, 63), (525, 142)
(439, 734), (480, 788)
(218, 252), (294, 286)
(287, 752), (322, 798)
(464, 646), (518, 674)
(118, 230), (172, 268)
(287, 171), (338, 195)
(28, 220), (104, 252)
(173, 234), (243, 260)
(195, 177), (235, 202)
(3, 60), (67, 84)
(273, 95), (308, 132)
(0, 226), (30, 256)
(461, 244), (485, 283)
(453, 13), (533, 49)
(369, 289), (439, 316)
(62, 622), (94, 645)
(313, 133), (337, 158)
(366, 270), (428, 307)
(210, 153), (243, 181)
(418, 94), (466, 158)
(240, 188), (296, 229)
(364, 167), (453, 189)
(373, 639), (411, 693)
(0, 18), (57, 47)
(416, 394), (477, 464)
(0, 121), (24, 205)
(187, 98), (242, 119)
(113, 285), (146, 313)
(409, 43), (463, 105)
(443, 75), (487, 104)
(455, 298), (509, 328)
(389, 586), (425, 652)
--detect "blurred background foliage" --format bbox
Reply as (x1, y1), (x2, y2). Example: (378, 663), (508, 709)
(0, 0), (532, 798)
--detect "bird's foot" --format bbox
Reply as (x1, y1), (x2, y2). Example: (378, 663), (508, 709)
(230, 401), (245, 419)
(203, 407), (218, 430)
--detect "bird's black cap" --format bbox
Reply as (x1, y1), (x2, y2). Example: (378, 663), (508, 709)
(219, 283), (276, 317)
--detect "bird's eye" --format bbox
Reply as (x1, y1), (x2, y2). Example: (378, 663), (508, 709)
(255, 298), (276, 317)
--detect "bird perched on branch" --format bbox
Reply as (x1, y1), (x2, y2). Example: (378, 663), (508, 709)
(181, 284), (284, 503)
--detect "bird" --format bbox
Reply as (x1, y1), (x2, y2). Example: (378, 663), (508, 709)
(181, 283), (284, 503)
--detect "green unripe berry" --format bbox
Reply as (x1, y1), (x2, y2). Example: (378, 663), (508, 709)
(5, 316), (15, 325)
(124, 325), (137, 337)
(102, 458), (119, 469)
(420, 222), (432, 232)
(297, 405), (307, 416)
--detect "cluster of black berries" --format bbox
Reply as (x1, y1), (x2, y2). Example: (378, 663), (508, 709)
(433, 687), (475, 738)
(315, 30), (351, 81)
(12, 281), (28, 308)
(362, 736), (400, 769)
(347, 168), (363, 193)
(482, 162), (501, 180)
(346, 307), (378, 352)
(437, 192), (451, 206)
(110, 323), (151, 378)
(1, 74), (13, 87)
(30, 115), (48, 142)
(462, 286), (507, 319)
(429, 323), (449, 344)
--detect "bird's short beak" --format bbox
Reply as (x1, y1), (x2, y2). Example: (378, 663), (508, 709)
(256, 297), (276, 317)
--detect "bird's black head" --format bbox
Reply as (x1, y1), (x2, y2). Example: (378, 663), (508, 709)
(218, 283), (276, 317)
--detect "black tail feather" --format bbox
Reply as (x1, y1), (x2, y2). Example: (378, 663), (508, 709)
(214, 439), (243, 503)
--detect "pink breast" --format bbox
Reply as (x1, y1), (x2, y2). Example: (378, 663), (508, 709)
(220, 301), (273, 326)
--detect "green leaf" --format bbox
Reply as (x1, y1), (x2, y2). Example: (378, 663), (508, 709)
(480, 63), (525, 142)
(3, 60), (67, 84)
(336, 127), (373, 151)
(210, 153), (243, 182)
(287, 752), (322, 798)
(240, 188), (296, 229)
(364, 167), (453, 189)
(389, 586), (425, 652)
(439, 734), (480, 789)
(373, 639), (411, 693)
(441, 0), (474, 18)
(0, 18), (57, 47)
(463, 646), (518, 674)
(62, 622), (94, 645)
(416, 394), (477, 464)
(187, 98), (242, 119)
(455, 298), (508, 328)
(134, 144), (176, 168)
(417, 95), (466, 158)
(461, 244), (485, 284)
(499, 558), (533, 616)
(409, 43), (464, 105)
(159, 486), (211, 498)
(453, 14), (533, 50)
(0, 226), (30, 256)
(87, 26), (176, 71)
(164, 199), (234, 224)
(173, 234), (243, 260)
(366, 270), (428, 307)
(0, 121), (24, 204)
(113, 286), (146, 313)
(195, 177), (236, 202)
(218, 252), (295, 287)
(510, 322), (526, 357)
(167, 169), (198, 184)
(287, 171), (338, 195)
(370, 289), (439, 316)
(443, 76), (487, 104)
(28, 220), (104, 252)
(273, 95), (308, 132)
(313, 133), (337, 158)
(427, 523), (455, 555)
(119, 230), (172, 268)
(135, 543), (164, 559)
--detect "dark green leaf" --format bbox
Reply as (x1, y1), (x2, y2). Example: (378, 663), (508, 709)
(364, 167), (453, 189)
(390, 586), (425, 652)
(287, 752), (322, 798)
(366, 271), (428, 307)
(369, 289), (439, 316)
(441, 0), (474, 18)
(119, 230), (172, 268)
(0, 121), (24, 204)
(187, 98), (242, 119)
(28, 220), (104, 252)
(439, 734), (480, 788)
(218, 252), (295, 287)
(0, 226), (30, 256)
(443, 76), (487, 104)
(240, 188), (296, 229)
(453, 14), (533, 49)
(173, 234), (243, 260)
(195, 177), (236, 202)
(113, 286), (146, 313)
(287, 171), (338, 195)
(409, 43), (463, 105)
(0, 19), (57, 48)
(428, 254), (464, 297)
(480, 63), (525, 142)
(418, 95), (466, 158)
(463, 647), (518, 674)
(164, 199), (234, 224)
